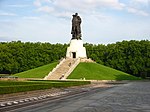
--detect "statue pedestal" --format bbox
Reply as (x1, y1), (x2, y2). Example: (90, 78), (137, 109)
(66, 39), (87, 58)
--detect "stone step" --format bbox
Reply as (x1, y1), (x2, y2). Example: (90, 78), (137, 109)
(46, 58), (78, 80)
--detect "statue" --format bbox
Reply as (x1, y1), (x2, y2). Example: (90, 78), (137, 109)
(71, 13), (82, 40)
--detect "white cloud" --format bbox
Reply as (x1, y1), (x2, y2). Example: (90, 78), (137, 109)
(138, 10), (149, 16)
(121, 0), (150, 17)
(131, 0), (150, 5)
(0, 12), (17, 16)
(7, 4), (30, 8)
(33, 0), (149, 18)
(33, 0), (53, 7)
(88, 11), (112, 22)
(33, 0), (42, 7)
(22, 16), (40, 20)
(37, 6), (54, 13)
(86, 0), (125, 10)
(127, 7), (149, 16)
(53, 0), (125, 11)
(55, 12), (72, 19)
(33, 0), (127, 19)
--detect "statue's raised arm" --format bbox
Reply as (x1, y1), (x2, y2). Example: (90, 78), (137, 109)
(71, 13), (82, 40)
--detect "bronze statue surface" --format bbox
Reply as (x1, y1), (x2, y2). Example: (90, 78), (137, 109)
(71, 13), (82, 40)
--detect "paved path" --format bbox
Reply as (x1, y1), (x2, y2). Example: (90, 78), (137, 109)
(3, 81), (150, 112)
(76, 81), (150, 112)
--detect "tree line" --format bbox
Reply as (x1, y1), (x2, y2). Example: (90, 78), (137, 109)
(0, 40), (149, 77)
(85, 40), (150, 77)
(0, 41), (68, 74)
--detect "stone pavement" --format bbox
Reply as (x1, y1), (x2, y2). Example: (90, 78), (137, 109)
(75, 81), (150, 112)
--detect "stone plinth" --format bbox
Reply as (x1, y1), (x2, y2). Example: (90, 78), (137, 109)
(66, 39), (87, 58)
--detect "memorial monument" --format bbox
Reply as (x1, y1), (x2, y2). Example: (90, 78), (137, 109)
(66, 13), (87, 58)
(44, 14), (90, 80)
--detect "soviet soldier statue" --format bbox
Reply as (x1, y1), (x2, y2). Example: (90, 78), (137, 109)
(71, 13), (82, 40)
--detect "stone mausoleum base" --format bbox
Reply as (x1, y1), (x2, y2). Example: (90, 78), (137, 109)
(66, 39), (87, 59)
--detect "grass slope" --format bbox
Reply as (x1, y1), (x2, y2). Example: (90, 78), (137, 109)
(68, 62), (140, 80)
(14, 62), (58, 78)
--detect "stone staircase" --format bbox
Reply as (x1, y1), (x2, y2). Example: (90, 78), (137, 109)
(44, 58), (80, 80)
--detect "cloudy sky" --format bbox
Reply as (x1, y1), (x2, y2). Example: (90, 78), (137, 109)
(0, 0), (150, 44)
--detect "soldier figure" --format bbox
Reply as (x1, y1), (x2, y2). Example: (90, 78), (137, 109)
(71, 13), (82, 40)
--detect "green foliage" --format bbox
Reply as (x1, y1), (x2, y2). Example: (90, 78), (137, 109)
(0, 41), (68, 74)
(0, 80), (90, 94)
(0, 40), (149, 77)
(13, 62), (58, 78)
(68, 62), (140, 80)
(85, 40), (150, 77)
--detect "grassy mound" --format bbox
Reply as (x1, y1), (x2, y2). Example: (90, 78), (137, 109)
(68, 62), (140, 80)
(14, 62), (58, 78)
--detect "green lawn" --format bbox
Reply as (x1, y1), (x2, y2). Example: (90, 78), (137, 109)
(68, 62), (140, 80)
(0, 80), (90, 94)
(13, 62), (58, 78)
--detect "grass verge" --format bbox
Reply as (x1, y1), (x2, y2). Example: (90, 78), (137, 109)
(0, 80), (90, 94)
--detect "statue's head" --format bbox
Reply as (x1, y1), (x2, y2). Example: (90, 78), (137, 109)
(75, 13), (78, 16)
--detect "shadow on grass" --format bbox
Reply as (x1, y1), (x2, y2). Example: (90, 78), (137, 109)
(114, 74), (141, 81)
